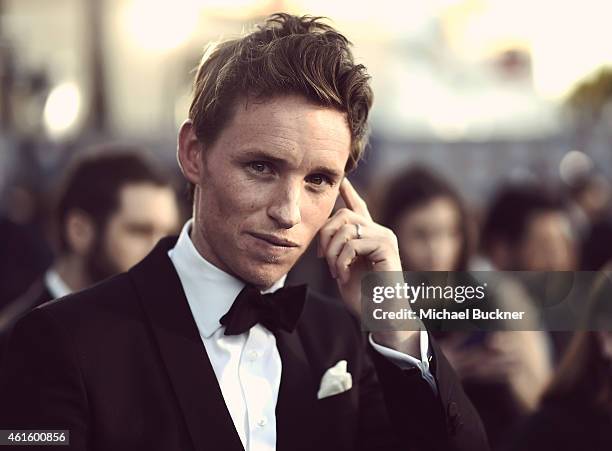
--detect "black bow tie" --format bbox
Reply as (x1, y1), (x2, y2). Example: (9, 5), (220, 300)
(220, 284), (308, 335)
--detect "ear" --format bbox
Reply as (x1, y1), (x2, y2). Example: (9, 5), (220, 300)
(177, 119), (204, 186)
(65, 210), (96, 256)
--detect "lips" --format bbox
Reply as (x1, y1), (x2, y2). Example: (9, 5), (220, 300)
(249, 232), (300, 248)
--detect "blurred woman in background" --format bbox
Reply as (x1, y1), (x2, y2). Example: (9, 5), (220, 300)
(377, 165), (552, 449)
(507, 268), (612, 450)
(377, 165), (471, 273)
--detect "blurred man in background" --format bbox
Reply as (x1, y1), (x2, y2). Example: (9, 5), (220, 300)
(481, 184), (577, 272)
(0, 148), (180, 358)
(479, 183), (575, 428)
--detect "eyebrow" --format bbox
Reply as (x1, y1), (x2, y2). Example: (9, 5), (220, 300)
(240, 149), (344, 180)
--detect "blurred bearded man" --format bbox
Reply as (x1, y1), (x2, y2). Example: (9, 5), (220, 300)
(0, 149), (180, 357)
(0, 14), (488, 451)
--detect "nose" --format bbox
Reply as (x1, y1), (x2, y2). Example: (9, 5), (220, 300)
(267, 179), (302, 229)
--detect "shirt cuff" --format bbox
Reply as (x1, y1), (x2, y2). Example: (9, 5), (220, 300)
(368, 331), (438, 395)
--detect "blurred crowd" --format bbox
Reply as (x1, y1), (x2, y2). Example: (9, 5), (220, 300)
(289, 161), (612, 449)
(368, 165), (612, 449)
(1, 142), (611, 448)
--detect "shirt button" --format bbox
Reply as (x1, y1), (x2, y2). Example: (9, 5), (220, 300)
(257, 417), (267, 427)
(247, 350), (259, 362)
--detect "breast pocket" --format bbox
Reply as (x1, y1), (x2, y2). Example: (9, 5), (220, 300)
(317, 385), (357, 412)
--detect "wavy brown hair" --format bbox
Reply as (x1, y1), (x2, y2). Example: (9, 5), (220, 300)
(187, 13), (373, 195)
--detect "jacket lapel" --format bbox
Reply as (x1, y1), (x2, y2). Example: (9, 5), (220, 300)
(129, 237), (244, 451)
(275, 325), (319, 451)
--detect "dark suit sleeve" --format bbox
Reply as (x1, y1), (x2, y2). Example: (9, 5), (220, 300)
(365, 334), (489, 451)
(0, 308), (90, 450)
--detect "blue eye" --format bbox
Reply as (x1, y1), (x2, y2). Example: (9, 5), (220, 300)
(247, 161), (274, 175)
(310, 175), (324, 185)
(306, 174), (333, 187)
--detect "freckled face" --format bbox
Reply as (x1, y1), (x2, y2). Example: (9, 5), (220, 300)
(190, 95), (351, 288)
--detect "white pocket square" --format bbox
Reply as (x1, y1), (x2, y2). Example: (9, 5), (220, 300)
(317, 359), (353, 399)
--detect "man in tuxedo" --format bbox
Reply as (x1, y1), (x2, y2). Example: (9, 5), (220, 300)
(0, 149), (180, 359)
(0, 13), (488, 451)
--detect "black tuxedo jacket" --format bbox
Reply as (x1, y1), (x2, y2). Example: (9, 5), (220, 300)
(0, 237), (488, 451)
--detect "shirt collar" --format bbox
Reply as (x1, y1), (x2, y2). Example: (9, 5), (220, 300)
(168, 219), (287, 338)
(44, 269), (72, 299)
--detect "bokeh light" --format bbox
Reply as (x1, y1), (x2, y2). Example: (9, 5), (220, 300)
(43, 81), (82, 140)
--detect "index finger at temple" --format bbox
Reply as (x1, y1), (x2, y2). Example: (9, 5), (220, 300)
(340, 178), (372, 220)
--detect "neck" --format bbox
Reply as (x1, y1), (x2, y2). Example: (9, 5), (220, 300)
(54, 254), (92, 292)
(189, 222), (233, 276)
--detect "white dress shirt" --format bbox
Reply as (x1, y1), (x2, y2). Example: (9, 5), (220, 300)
(168, 220), (435, 451)
(44, 269), (72, 299)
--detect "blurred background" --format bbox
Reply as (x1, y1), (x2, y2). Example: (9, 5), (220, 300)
(2, 0), (612, 191)
(2, 0), (612, 218)
(1, 1), (612, 448)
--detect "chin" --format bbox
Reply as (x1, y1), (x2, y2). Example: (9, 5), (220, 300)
(236, 260), (292, 289)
